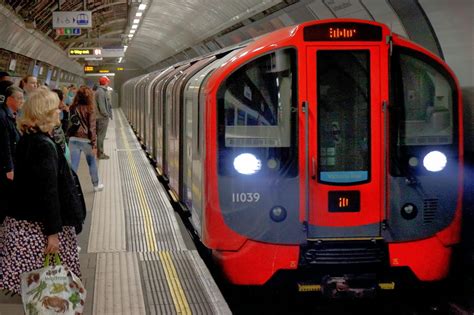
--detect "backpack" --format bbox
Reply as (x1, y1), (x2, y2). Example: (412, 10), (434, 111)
(66, 108), (85, 138)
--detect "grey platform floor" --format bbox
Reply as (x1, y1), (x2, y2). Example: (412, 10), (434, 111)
(0, 109), (229, 315)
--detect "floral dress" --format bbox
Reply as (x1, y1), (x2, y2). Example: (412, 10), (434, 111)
(0, 217), (81, 294)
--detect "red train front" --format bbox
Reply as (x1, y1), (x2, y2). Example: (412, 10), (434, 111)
(201, 19), (463, 292)
(122, 18), (463, 295)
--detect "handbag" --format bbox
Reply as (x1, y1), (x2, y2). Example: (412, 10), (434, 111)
(20, 253), (87, 315)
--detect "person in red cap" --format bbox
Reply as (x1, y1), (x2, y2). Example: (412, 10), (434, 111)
(94, 76), (112, 159)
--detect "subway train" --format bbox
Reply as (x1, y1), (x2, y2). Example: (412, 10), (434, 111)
(122, 19), (463, 295)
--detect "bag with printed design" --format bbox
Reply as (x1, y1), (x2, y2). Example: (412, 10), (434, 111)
(20, 253), (86, 315)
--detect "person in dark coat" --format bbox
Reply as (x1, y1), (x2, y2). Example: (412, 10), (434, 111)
(0, 87), (84, 294)
(0, 80), (14, 104)
(0, 86), (23, 223)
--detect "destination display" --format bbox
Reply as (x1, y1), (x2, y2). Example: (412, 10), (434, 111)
(304, 23), (382, 41)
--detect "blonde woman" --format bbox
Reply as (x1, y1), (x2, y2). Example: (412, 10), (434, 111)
(0, 87), (85, 294)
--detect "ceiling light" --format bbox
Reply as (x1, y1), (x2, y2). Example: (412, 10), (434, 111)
(130, 29), (136, 34)
(132, 24), (138, 29)
(136, 12), (143, 17)
(133, 19), (140, 24)
(128, 34), (133, 38)
(123, 46), (128, 52)
(138, 4), (146, 10)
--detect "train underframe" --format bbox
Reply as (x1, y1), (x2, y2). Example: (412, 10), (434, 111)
(213, 233), (453, 298)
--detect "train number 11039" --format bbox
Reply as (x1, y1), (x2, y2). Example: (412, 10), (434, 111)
(232, 192), (261, 203)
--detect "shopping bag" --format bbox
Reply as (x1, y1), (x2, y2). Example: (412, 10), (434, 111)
(20, 253), (86, 315)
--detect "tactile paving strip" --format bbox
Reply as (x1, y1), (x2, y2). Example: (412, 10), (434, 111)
(115, 112), (187, 252)
(140, 251), (231, 315)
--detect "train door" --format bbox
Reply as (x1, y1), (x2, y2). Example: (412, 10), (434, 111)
(306, 46), (383, 239)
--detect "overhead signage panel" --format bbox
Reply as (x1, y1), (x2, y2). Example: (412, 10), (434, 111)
(56, 28), (81, 36)
(84, 65), (115, 74)
(68, 48), (102, 58)
(101, 49), (125, 58)
(53, 11), (92, 28)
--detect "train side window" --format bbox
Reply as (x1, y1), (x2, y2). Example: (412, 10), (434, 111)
(217, 48), (298, 177)
(197, 71), (215, 158)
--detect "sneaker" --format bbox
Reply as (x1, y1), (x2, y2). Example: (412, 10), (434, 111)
(93, 183), (104, 192)
(98, 154), (110, 160)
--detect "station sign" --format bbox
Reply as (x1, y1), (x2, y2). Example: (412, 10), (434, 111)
(84, 66), (95, 73)
(68, 48), (102, 58)
(56, 28), (81, 35)
(84, 65), (112, 74)
(53, 11), (92, 28)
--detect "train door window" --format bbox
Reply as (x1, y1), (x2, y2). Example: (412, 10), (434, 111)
(390, 47), (457, 176)
(317, 50), (370, 184)
(217, 48), (298, 177)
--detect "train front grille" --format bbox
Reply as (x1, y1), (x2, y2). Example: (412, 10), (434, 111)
(300, 240), (387, 266)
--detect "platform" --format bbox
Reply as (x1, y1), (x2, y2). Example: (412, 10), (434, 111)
(0, 109), (230, 315)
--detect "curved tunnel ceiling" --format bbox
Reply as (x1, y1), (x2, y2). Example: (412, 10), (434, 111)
(125, 0), (282, 68)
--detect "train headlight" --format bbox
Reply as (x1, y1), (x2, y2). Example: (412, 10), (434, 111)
(400, 203), (418, 220)
(270, 206), (287, 222)
(233, 153), (261, 175)
(423, 151), (447, 172)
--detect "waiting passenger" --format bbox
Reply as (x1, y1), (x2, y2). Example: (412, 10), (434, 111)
(68, 86), (104, 192)
(0, 80), (14, 104)
(0, 86), (23, 224)
(0, 71), (11, 82)
(19, 75), (38, 99)
(65, 84), (77, 106)
(0, 87), (83, 294)
(52, 88), (71, 163)
(95, 76), (112, 159)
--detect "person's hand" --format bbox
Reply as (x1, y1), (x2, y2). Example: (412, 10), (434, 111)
(6, 171), (14, 181)
(45, 234), (60, 254)
(92, 148), (98, 158)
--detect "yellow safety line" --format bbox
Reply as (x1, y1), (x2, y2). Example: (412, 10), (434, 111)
(119, 118), (157, 251)
(159, 251), (192, 315)
(118, 114), (191, 313)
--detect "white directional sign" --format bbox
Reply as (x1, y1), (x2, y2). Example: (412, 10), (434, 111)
(101, 49), (125, 58)
(53, 11), (92, 28)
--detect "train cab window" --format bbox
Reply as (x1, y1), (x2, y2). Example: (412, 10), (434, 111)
(397, 53), (454, 145)
(217, 48), (298, 176)
(390, 47), (457, 176)
(317, 50), (370, 184)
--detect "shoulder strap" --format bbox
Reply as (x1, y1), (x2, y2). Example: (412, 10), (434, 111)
(72, 108), (87, 132)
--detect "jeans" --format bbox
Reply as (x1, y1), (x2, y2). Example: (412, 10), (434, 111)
(69, 139), (100, 186)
